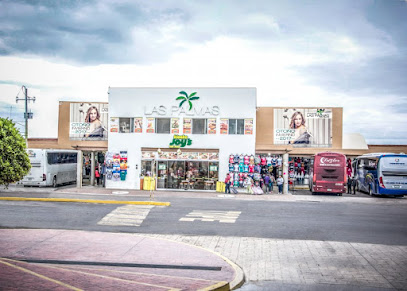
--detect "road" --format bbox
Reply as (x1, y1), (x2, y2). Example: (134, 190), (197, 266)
(0, 196), (406, 245)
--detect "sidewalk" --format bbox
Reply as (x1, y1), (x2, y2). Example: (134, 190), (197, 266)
(0, 229), (244, 290)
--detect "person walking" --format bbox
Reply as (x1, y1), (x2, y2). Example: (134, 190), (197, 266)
(224, 173), (231, 194)
(277, 175), (284, 194)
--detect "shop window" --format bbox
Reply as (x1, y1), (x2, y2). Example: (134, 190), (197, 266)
(119, 118), (133, 133)
(156, 118), (171, 134)
(192, 119), (207, 134)
(228, 119), (244, 135)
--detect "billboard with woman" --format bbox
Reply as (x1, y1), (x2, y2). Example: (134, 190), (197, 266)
(274, 108), (332, 147)
(69, 103), (108, 140)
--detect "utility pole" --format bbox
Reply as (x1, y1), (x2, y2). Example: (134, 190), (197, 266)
(16, 86), (36, 141)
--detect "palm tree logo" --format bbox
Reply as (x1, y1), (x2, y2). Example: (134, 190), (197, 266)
(176, 91), (200, 110)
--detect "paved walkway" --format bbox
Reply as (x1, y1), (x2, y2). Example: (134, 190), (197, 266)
(0, 229), (243, 290)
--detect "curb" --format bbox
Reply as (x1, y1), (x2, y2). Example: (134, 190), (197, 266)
(148, 235), (245, 291)
(0, 197), (170, 206)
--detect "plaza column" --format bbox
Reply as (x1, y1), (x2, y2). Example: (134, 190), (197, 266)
(76, 150), (83, 188)
(283, 153), (289, 194)
(91, 151), (95, 186)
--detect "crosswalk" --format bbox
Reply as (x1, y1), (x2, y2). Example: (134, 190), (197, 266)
(97, 205), (154, 226)
(98, 206), (242, 227)
(179, 210), (241, 223)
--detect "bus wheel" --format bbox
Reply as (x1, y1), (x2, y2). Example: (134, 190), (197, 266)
(53, 176), (57, 188)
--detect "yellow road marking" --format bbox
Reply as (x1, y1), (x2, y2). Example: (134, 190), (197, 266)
(3, 258), (180, 291)
(61, 264), (219, 282)
(0, 197), (170, 206)
(0, 258), (82, 291)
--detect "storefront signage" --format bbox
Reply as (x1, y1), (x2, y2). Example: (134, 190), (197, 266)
(169, 135), (192, 148)
(145, 91), (219, 116)
(144, 105), (219, 116)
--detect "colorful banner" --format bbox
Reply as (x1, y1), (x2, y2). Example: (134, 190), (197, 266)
(146, 118), (155, 133)
(207, 118), (216, 134)
(171, 118), (180, 134)
(134, 118), (143, 133)
(109, 117), (119, 133)
(220, 119), (228, 134)
(244, 119), (253, 135)
(274, 108), (332, 147)
(183, 118), (192, 134)
(69, 103), (108, 140)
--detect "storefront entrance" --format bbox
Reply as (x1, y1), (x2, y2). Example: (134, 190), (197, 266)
(141, 149), (219, 191)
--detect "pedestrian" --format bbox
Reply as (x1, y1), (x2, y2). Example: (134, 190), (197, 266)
(225, 173), (231, 194)
(347, 176), (352, 194)
(277, 175), (284, 194)
(101, 162), (106, 187)
(264, 174), (271, 194)
(351, 177), (357, 195)
(270, 174), (276, 193)
(95, 168), (100, 185)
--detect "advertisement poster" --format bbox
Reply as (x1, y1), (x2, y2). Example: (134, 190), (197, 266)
(146, 118), (155, 133)
(207, 118), (216, 134)
(274, 108), (332, 147)
(171, 118), (180, 134)
(183, 118), (192, 134)
(69, 103), (108, 140)
(220, 119), (228, 134)
(110, 118), (119, 133)
(244, 119), (253, 135)
(134, 118), (143, 133)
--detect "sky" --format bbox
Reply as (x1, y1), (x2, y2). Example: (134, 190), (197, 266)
(0, 0), (406, 144)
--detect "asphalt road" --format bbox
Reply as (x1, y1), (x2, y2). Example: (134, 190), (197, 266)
(0, 197), (406, 245)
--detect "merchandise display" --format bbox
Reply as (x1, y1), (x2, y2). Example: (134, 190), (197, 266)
(288, 156), (310, 185)
(227, 153), (282, 190)
(105, 151), (128, 182)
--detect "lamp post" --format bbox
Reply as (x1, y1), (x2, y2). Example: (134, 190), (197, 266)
(16, 86), (36, 141)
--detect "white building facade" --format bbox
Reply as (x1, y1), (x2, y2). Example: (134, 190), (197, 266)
(107, 87), (257, 190)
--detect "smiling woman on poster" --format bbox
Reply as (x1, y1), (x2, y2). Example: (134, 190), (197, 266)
(289, 111), (311, 144)
(84, 106), (105, 138)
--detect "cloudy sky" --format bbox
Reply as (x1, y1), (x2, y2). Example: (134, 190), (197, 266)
(0, 0), (406, 144)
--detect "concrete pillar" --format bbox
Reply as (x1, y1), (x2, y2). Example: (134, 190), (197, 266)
(91, 151), (95, 186)
(283, 153), (289, 194)
(76, 150), (83, 188)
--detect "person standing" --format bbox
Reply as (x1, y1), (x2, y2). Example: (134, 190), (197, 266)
(277, 175), (284, 194)
(225, 173), (231, 194)
(351, 177), (357, 195)
(347, 177), (352, 194)
(270, 174), (276, 193)
(95, 168), (100, 186)
(264, 174), (271, 194)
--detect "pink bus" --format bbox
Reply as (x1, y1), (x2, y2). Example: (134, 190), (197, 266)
(309, 152), (347, 195)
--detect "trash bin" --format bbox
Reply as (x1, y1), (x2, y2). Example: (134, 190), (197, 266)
(140, 178), (144, 190)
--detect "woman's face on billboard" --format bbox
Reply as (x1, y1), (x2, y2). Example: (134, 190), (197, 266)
(294, 114), (303, 127)
(89, 109), (98, 122)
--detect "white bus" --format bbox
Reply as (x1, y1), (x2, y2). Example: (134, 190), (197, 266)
(21, 149), (78, 187)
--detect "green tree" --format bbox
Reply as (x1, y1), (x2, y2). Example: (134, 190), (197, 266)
(0, 118), (31, 187)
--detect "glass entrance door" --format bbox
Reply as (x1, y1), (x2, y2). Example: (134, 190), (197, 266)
(157, 161), (168, 189)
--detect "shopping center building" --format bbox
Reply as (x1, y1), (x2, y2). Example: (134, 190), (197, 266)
(27, 87), (407, 190)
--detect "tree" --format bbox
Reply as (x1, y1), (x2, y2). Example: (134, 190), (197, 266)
(0, 118), (31, 187)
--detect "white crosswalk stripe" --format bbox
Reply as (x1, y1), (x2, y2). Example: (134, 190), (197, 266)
(97, 205), (154, 226)
(179, 210), (241, 223)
